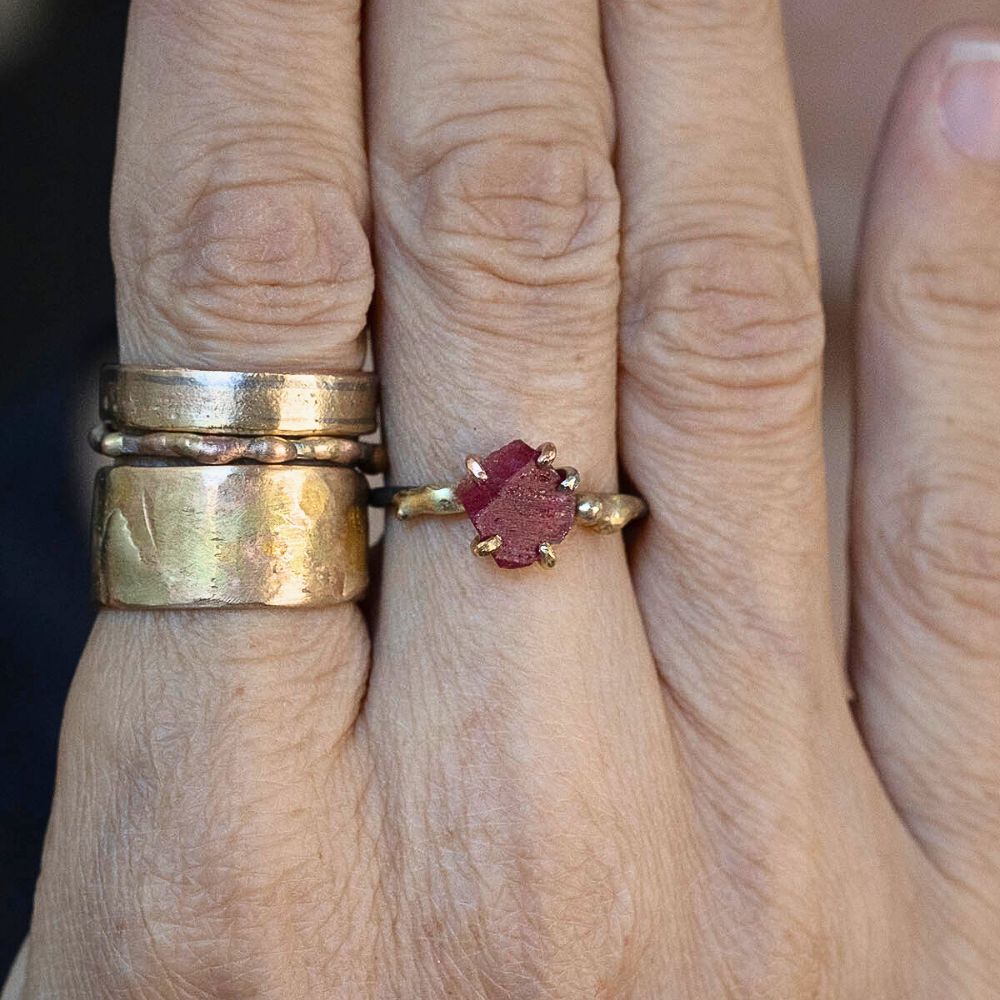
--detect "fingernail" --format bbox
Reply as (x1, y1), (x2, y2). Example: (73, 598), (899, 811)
(941, 41), (1000, 161)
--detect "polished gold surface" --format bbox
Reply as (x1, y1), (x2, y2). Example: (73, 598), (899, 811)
(386, 485), (466, 519)
(92, 464), (368, 608)
(101, 365), (378, 437)
(471, 534), (503, 557)
(378, 484), (647, 534)
(91, 425), (387, 473)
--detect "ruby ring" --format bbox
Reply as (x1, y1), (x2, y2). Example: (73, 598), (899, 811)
(370, 439), (647, 569)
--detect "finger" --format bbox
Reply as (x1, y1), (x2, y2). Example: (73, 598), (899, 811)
(852, 26), (1000, 893)
(598, 1), (888, 967)
(113, 0), (371, 369)
(28, 1), (374, 994)
(369, 2), (620, 476)
(601, 0), (846, 746)
(367, 0), (636, 665)
(363, 2), (676, 988)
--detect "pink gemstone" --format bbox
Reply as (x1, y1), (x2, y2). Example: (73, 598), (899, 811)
(456, 439), (576, 569)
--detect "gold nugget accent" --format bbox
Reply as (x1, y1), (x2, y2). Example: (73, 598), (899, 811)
(471, 534), (503, 557)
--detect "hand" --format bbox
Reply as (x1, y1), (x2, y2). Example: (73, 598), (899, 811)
(9, 3), (998, 997)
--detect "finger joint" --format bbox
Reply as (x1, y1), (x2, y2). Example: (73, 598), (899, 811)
(381, 137), (620, 339)
(621, 229), (823, 438)
(115, 178), (373, 367)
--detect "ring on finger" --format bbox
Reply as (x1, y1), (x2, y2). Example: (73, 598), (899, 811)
(371, 438), (646, 570)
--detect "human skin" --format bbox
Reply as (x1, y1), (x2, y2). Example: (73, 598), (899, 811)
(6, 1), (1000, 997)
(784, 0), (1000, 639)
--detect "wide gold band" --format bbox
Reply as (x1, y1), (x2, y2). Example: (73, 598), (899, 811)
(92, 464), (368, 608)
(100, 365), (378, 437)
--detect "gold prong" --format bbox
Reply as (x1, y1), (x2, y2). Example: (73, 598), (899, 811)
(465, 455), (488, 481)
(471, 534), (502, 557)
(537, 542), (557, 568)
(558, 467), (580, 492)
(536, 442), (557, 466)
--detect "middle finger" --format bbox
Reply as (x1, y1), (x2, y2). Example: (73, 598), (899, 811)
(362, 0), (679, 988)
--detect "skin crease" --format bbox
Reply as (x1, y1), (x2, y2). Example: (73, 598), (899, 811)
(6, 2), (1000, 999)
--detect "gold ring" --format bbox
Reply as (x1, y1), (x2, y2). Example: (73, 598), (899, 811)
(371, 438), (647, 570)
(92, 464), (368, 608)
(100, 365), (378, 437)
(90, 425), (387, 474)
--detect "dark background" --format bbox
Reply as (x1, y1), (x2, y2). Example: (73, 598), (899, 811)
(0, 0), (125, 969)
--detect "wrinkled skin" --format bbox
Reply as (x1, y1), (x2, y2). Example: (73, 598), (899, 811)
(7, 2), (1000, 998)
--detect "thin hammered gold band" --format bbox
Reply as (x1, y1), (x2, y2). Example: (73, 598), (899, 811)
(100, 364), (378, 437)
(371, 485), (647, 534)
(92, 464), (369, 608)
(90, 425), (388, 473)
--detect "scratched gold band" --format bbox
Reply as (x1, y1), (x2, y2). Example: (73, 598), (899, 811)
(92, 464), (368, 608)
(100, 364), (378, 437)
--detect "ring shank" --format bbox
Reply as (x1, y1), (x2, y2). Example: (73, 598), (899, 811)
(370, 484), (647, 533)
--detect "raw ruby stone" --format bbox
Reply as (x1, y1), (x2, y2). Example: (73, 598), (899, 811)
(456, 439), (576, 569)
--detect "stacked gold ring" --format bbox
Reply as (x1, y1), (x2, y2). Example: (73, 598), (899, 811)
(91, 365), (377, 610)
(90, 426), (386, 473)
(100, 365), (378, 437)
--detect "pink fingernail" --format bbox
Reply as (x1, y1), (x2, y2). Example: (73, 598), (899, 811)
(941, 41), (1000, 162)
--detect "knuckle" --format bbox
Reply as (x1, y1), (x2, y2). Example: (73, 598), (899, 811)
(389, 137), (619, 317)
(400, 729), (650, 996)
(122, 858), (289, 998)
(878, 470), (1000, 645)
(876, 245), (1000, 352)
(696, 853), (832, 998)
(32, 613), (372, 998)
(618, 0), (774, 32)
(425, 853), (647, 998)
(81, 761), (345, 994)
(115, 179), (373, 366)
(621, 229), (824, 436)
